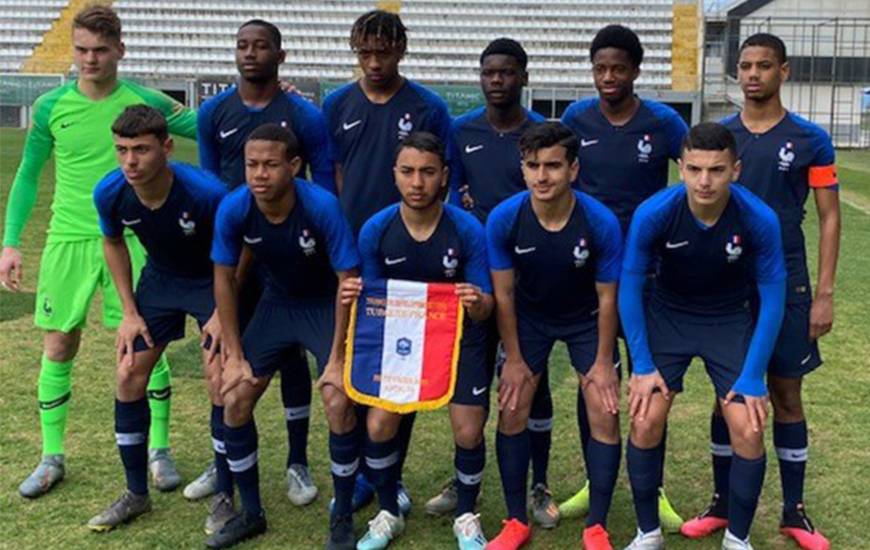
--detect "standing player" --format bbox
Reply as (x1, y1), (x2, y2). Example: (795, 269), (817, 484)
(485, 123), (623, 550)
(559, 24), (687, 529)
(323, 9), (451, 234)
(0, 5), (196, 498)
(683, 34), (839, 550)
(322, 8), (451, 513)
(339, 132), (493, 550)
(426, 38), (558, 529)
(187, 18), (334, 507)
(87, 106), (230, 532)
(207, 124), (359, 549)
(621, 122), (785, 550)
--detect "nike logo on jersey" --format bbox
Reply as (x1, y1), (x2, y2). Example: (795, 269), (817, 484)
(465, 144), (484, 154)
(471, 386), (487, 396)
(665, 240), (689, 249)
(384, 257), (407, 266)
(243, 235), (263, 244)
(580, 139), (599, 147)
(219, 127), (239, 139)
(800, 353), (813, 365)
(121, 218), (142, 226)
(514, 246), (536, 255)
(60, 121), (74, 129)
(342, 120), (362, 131)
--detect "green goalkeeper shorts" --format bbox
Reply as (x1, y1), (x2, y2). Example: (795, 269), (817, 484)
(34, 235), (147, 332)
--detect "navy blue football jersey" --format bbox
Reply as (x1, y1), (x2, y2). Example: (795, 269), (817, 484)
(721, 112), (837, 283)
(561, 97), (688, 234)
(198, 87), (334, 193)
(623, 184), (786, 315)
(447, 106), (546, 223)
(358, 203), (492, 294)
(322, 79), (451, 233)
(94, 162), (226, 279)
(620, 184), (787, 392)
(211, 179), (359, 301)
(487, 190), (623, 323)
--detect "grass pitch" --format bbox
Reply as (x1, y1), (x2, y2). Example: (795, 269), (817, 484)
(1, 128), (868, 548)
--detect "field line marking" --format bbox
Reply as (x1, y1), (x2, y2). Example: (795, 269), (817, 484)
(841, 193), (870, 217)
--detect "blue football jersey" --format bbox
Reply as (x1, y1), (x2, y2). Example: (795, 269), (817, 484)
(447, 106), (546, 223)
(198, 87), (334, 193)
(211, 179), (359, 301)
(622, 184), (786, 315)
(721, 112), (837, 286)
(620, 184), (787, 390)
(358, 203), (492, 294)
(486, 190), (623, 323)
(561, 97), (688, 234)
(323, 79), (451, 233)
(94, 162), (226, 279)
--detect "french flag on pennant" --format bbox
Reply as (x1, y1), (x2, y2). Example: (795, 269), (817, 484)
(344, 279), (464, 413)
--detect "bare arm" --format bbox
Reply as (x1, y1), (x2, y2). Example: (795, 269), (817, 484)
(104, 236), (153, 365)
(492, 269), (532, 411)
(810, 188), (840, 340)
(214, 264), (242, 360)
(593, 282), (618, 365)
(317, 269), (360, 391)
(583, 282), (620, 415)
(328, 268), (359, 364)
(492, 270), (521, 362)
(103, 236), (137, 315)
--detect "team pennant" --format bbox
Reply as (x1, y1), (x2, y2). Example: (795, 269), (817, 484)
(344, 279), (464, 413)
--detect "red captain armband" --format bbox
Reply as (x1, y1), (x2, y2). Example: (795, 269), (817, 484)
(808, 164), (838, 188)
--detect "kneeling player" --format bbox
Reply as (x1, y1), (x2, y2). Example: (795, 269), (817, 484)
(340, 133), (494, 550)
(209, 124), (359, 549)
(620, 122), (786, 550)
(88, 106), (228, 531)
(486, 122), (623, 550)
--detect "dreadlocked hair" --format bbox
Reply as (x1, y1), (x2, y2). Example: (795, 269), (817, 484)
(349, 10), (407, 55)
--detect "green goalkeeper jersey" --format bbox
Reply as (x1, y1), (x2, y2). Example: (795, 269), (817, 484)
(2, 79), (197, 246)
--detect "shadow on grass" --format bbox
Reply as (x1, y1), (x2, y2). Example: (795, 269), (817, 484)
(0, 291), (35, 322)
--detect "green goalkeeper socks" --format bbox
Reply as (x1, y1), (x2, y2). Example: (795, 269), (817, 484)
(39, 354), (172, 454)
(147, 354), (172, 450)
(38, 356), (73, 456)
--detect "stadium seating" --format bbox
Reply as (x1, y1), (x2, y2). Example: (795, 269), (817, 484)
(1, 1), (676, 88)
(114, 0), (674, 87)
(0, 0), (65, 72)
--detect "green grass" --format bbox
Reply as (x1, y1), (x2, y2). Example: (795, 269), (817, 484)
(0, 127), (868, 549)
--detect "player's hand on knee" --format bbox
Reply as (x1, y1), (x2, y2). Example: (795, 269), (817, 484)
(201, 310), (222, 364)
(0, 246), (22, 292)
(339, 277), (363, 306)
(583, 360), (620, 415)
(221, 355), (255, 395)
(725, 390), (769, 433)
(628, 371), (669, 422)
(809, 294), (833, 340)
(498, 356), (532, 412)
(116, 312), (153, 368)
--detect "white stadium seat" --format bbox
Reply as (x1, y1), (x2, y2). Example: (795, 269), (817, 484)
(1, 1), (675, 88)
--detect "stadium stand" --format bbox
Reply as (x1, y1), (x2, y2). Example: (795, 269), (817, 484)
(0, 0), (67, 72)
(107, 0), (676, 88)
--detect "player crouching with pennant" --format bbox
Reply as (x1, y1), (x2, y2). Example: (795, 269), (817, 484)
(339, 132), (494, 550)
